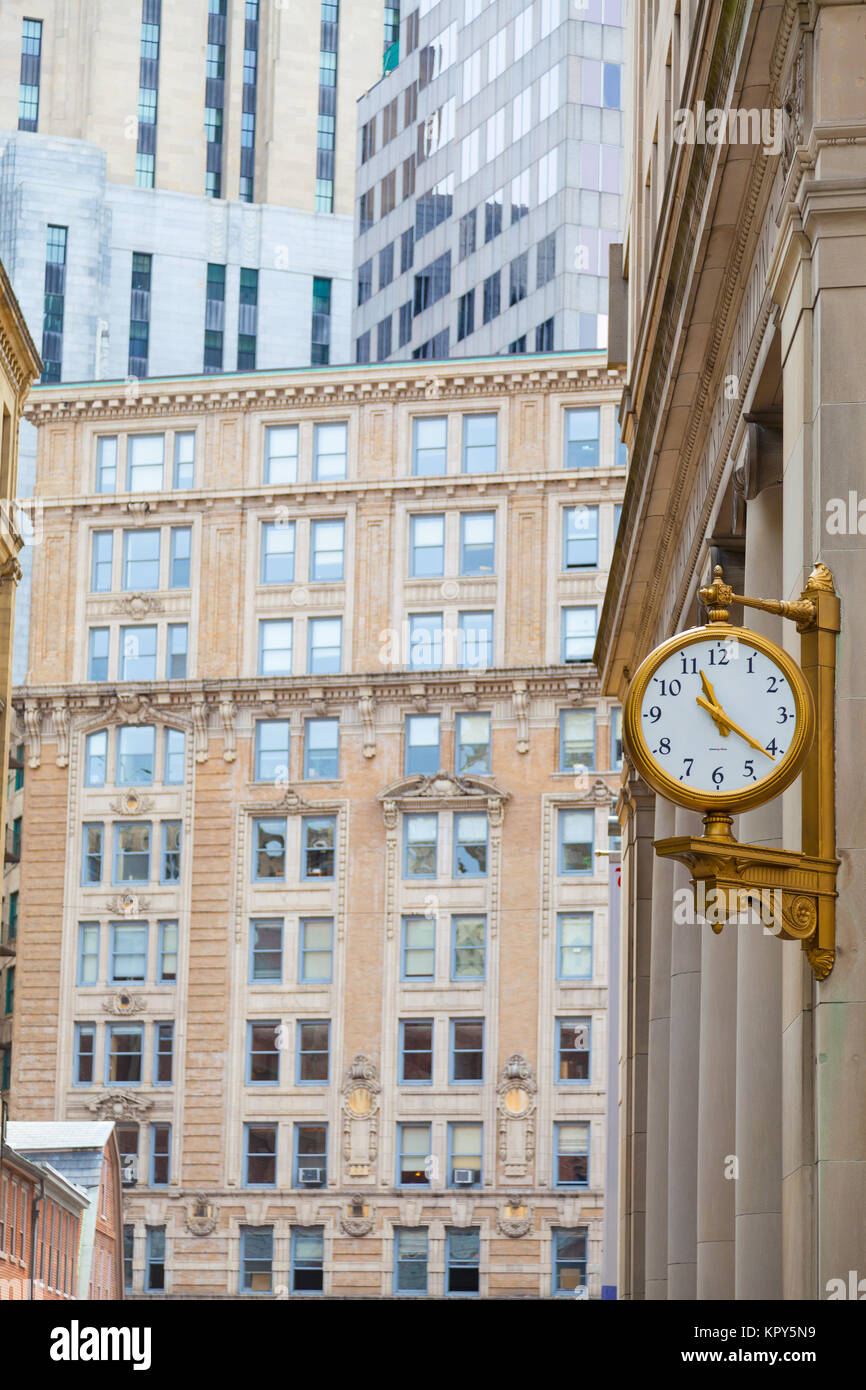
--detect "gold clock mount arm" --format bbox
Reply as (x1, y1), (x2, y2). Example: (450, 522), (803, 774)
(652, 561), (840, 980)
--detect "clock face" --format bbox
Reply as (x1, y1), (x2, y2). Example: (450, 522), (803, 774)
(624, 625), (814, 813)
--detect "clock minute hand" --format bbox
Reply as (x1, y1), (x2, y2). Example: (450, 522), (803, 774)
(694, 695), (775, 760)
(698, 670), (730, 736)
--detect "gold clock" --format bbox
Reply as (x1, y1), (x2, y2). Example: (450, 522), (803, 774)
(623, 623), (815, 815)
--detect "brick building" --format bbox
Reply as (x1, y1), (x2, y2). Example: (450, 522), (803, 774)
(10, 351), (625, 1297)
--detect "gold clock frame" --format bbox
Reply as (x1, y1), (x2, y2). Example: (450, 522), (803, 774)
(623, 623), (815, 816)
(625, 563), (840, 980)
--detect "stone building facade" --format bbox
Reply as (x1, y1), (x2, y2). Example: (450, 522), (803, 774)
(9, 352), (625, 1297)
(599, 0), (866, 1299)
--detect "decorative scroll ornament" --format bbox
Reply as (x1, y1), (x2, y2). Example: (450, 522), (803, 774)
(513, 682), (529, 754)
(191, 701), (209, 763)
(52, 698), (70, 767)
(105, 692), (158, 726)
(105, 893), (151, 917)
(24, 702), (41, 768)
(185, 1195), (218, 1237)
(220, 699), (237, 762)
(496, 1055), (538, 1177)
(358, 689), (376, 759)
(341, 1054), (381, 1179)
(112, 593), (164, 619)
(86, 1090), (154, 1120)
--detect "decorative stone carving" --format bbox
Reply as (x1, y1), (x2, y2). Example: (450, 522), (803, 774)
(185, 1195), (218, 1237)
(220, 699), (237, 762)
(496, 1055), (538, 1178)
(780, 39), (806, 178)
(513, 682), (530, 754)
(105, 894), (151, 917)
(104, 692), (158, 727)
(496, 1196), (534, 1238)
(381, 799), (398, 831)
(112, 593), (164, 619)
(191, 701), (209, 763)
(340, 1194), (374, 1237)
(109, 790), (155, 816)
(0, 555), (22, 585)
(272, 785), (318, 814)
(24, 702), (41, 769)
(87, 1090), (154, 1120)
(341, 1054), (381, 1179)
(359, 689), (376, 758)
(101, 991), (146, 1016)
(52, 698), (70, 767)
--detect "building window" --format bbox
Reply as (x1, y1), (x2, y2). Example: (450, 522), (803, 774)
(204, 264), (225, 369)
(459, 209), (476, 261)
(559, 809), (594, 875)
(404, 813), (437, 878)
(237, 268), (258, 370)
(127, 434), (165, 491)
(457, 290), (474, 341)
(377, 315), (392, 362)
(357, 258), (372, 308)
(557, 1017), (591, 1082)
(553, 1228), (588, 1294)
(106, 1023), (144, 1085)
(459, 511), (495, 575)
(252, 817), (286, 881)
(397, 1123), (430, 1185)
(611, 708), (623, 769)
(395, 1228), (428, 1295)
(356, 331), (371, 364)
(450, 1019), (483, 1083)
(294, 1125), (327, 1187)
(405, 713), (440, 775)
(260, 521), (295, 586)
(128, 252), (152, 377)
(449, 1121), (482, 1186)
(409, 514), (444, 578)
(399, 300), (413, 347)
(413, 251), (451, 316)
(122, 529), (160, 590)
(400, 1019), (432, 1083)
(453, 812), (487, 877)
(77, 922), (100, 986)
(565, 408), (601, 468)
(168, 526), (191, 589)
(302, 815), (336, 879)
(452, 914), (485, 980)
(254, 720), (290, 784)
(560, 710), (595, 771)
(258, 619), (293, 676)
(81, 825), (104, 888)
(311, 277), (331, 365)
(74, 1023), (95, 1085)
(171, 432), (194, 488)
(164, 729), (185, 784)
(244, 1123), (277, 1186)
(297, 1020), (330, 1084)
(509, 336), (527, 354)
(509, 251), (528, 306)
(457, 610), (493, 669)
(88, 628), (110, 682)
(304, 718), (339, 780)
(18, 18), (43, 130)
(313, 421), (347, 480)
(558, 912), (593, 981)
(359, 189), (375, 234)
(250, 919), (283, 983)
(536, 318), (554, 351)
(84, 731), (108, 787)
(562, 606), (597, 663)
(110, 922), (147, 983)
(291, 1227), (324, 1294)
(603, 62), (621, 108)
(123, 1226), (134, 1294)
(537, 232), (556, 288)
(96, 437), (118, 493)
(160, 820), (181, 883)
(563, 506), (599, 569)
(401, 915), (435, 981)
(119, 624), (157, 681)
(166, 623), (188, 679)
(145, 1228), (165, 1292)
(446, 1228), (480, 1294)
(412, 417), (447, 476)
(247, 1020), (280, 1085)
(555, 1121), (590, 1189)
(158, 921), (178, 982)
(482, 271), (500, 324)
(240, 1227), (273, 1293)
(41, 225), (67, 384)
(381, 171), (397, 217)
(150, 1123), (171, 1184)
(308, 617), (342, 674)
(310, 518), (345, 582)
(265, 425), (299, 484)
(455, 713), (490, 774)
(113, 825), (151, 886)
(485, 187), (503, 242)
(115, 726), (156, 785)
(462, 415), (497, 473)
(299, 918), (333, 983)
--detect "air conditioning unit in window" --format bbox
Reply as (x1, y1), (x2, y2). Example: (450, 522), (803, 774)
(453, 1169), (475, 1185)
(298, 1167), (324, 1186)
(120, 1155), (138, 1187)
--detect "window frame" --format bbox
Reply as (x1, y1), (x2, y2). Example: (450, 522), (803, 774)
(556, 1016), (592, 1086)
(556, 911), (593, 981)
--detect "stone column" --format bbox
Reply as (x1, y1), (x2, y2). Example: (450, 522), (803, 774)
(735, 481), (783, 1299)
(644, 794), (674, 1298)
(667, 806), (703, 1298)
(696, 900), (737, 1297)
(617, 765), (655, 1299)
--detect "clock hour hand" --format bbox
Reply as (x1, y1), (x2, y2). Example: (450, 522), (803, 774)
(694, 695), (775, 760)
(698, 670), (730, 736)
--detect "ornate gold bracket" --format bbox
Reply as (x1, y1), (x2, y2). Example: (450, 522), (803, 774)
(654, 562), (840, 980)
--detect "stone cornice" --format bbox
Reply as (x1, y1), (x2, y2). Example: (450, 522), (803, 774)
(0, 258), (42, 402)
(22, 358), (626, 425)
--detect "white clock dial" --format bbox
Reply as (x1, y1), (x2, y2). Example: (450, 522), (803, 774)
(637, 634), (799, 797)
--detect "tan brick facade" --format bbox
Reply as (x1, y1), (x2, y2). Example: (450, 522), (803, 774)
(12, 353), (625, 1297)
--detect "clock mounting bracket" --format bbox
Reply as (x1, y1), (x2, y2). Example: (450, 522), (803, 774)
(652, 562), (840, 981)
